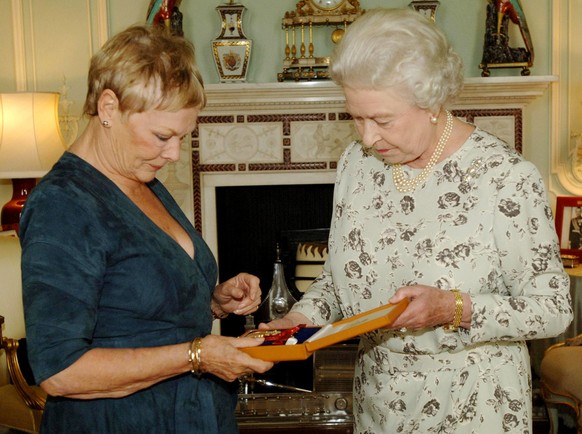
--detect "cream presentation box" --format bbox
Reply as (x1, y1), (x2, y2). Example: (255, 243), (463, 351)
(241, 299), (409, 362)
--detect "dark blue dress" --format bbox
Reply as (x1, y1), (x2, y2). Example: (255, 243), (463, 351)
(20, 152), (238, 433)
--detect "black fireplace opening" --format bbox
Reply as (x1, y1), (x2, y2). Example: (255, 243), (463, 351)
(215, 183), (334, 391)
(215, 183), (334, 333)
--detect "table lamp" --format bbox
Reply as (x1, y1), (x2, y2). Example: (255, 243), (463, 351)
(0, 92), (67, 232)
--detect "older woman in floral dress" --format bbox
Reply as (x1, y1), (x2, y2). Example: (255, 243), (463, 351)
(264, 8), (572, 433)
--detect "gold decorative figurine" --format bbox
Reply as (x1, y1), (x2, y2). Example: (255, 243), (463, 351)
(479, 0), (534, 77)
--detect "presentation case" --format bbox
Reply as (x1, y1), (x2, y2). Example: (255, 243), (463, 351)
(241, 299), (409, 361)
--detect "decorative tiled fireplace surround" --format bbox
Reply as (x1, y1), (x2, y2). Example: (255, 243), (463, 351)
(156, 77), (555, 258)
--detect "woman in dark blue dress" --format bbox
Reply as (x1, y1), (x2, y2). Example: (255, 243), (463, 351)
(19, 24), (273, 433)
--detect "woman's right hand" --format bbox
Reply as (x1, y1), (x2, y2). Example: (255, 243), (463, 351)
(198, 334), (273, 382)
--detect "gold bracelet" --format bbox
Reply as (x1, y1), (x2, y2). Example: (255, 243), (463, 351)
(444, 289), (463, 332)
(188, 337), (203, 375)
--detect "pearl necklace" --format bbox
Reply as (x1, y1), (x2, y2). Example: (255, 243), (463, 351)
(392, 110), (453, 193)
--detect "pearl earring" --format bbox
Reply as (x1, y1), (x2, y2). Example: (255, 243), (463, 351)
(102, 120), (110, 127)
(430, 114), (438, 125)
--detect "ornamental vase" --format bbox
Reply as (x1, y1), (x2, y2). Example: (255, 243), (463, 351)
(211, 2), (252, 83)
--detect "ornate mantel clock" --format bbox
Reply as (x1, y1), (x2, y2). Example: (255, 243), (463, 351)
(278, 0), (364, 82)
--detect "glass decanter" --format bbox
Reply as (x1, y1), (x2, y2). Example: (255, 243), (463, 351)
(257, 244), (297, 322)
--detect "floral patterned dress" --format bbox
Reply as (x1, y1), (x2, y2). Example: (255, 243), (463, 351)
(291, 127), (573, 434)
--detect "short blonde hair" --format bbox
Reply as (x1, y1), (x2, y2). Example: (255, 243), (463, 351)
(83, 25), (205, 117)
(330, 8), (463, 112)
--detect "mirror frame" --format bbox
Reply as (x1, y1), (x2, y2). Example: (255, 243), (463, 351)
(551, 1), (582, 195)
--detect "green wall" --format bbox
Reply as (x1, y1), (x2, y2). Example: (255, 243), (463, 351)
(107, 0), (550, 84)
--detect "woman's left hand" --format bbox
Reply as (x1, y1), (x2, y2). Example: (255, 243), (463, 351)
(199, 335), (274, 382)
(388, 284), (470, 331)
(212, 272), (262, 317)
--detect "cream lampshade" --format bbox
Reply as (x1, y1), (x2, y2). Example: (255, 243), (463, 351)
(0, 92), (67, 231)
